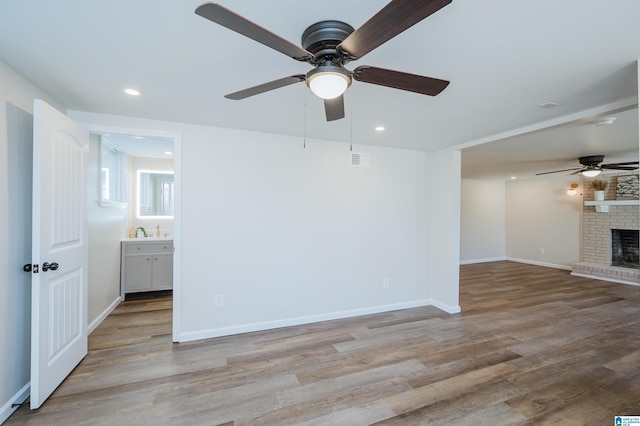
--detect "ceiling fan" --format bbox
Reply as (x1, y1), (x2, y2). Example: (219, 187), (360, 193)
(195, 0), (451, 121)
(536, 155), (639, 177)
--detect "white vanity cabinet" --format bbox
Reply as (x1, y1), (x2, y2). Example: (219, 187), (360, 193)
(121, 240), (174, 293)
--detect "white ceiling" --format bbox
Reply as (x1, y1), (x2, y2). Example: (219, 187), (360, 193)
(101, 134), (175, 159)
(1, 0), (638, 179)
(462, 105), (639, 180)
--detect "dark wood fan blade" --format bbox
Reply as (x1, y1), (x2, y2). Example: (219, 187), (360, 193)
(602, 161), (639, 167)
(353, 66), (449, 96)
(324, 95), (345, 121)
(225, 75), (305, 100)
(602, 165), (639, 170)
(195, 3), (313, 61)
(535, 168), (582, 176)
(338, 0), (452, 60)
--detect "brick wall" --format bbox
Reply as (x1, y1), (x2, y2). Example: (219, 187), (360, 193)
(581, 174), (639, 265)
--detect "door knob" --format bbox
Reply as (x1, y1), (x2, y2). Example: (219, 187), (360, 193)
(42, 262), (59, 272)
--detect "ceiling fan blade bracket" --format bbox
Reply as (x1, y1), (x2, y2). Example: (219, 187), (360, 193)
(336, 45), (357, 63)
(352, 65), (368, 80)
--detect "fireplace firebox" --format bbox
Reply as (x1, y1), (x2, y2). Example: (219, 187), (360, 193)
(611, 229), (640, 268)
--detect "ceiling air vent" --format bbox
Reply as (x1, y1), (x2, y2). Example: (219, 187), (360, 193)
(350, 152), (371, 168)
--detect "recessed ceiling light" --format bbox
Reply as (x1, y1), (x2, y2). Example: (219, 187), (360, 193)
(593, 117), (616, 126)
(510, 176), (517, 180)
(124, 88), (140, 96)
(164, 151), (173, 155)
(375, 126), (385, 132)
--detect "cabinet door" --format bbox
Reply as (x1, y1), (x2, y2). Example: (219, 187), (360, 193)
(152, 253), (173, 290)
(124, 255), (153, 292)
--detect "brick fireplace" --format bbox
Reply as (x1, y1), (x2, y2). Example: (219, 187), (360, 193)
(571, 173), (640, 285)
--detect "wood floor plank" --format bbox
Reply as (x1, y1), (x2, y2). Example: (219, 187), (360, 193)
(380, 362), (515, 416)
(244, 376), (407, 425)
(7, 260), (640, 425)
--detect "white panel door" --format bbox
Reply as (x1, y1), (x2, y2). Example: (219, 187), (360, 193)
(30, 99), (89, 409)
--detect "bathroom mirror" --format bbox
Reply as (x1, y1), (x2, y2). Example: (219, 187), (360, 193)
(99, 138), (128, 207)
(138, 170), (174, 217)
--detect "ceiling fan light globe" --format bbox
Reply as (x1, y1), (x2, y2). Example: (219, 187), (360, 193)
(308, 73), (350, 99)
(306, 65), (352, 100)
(582, 168), (601, 178)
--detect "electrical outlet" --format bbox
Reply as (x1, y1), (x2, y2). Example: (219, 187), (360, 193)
(383, 278), (390, 289)
(539, 248), (545, 254)
(215, 294), (224, 307)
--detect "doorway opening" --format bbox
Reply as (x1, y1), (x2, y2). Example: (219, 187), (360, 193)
(85, 126), (181, 342)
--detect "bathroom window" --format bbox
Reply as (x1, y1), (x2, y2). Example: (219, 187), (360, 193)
(99, 137), (128, 207)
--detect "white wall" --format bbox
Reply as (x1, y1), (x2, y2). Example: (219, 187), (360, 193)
(0, 61), (65, 424)
(181, 132), (428, 337)
(460, 179), (506, 263)
(426, 150), (461, 312)
(87, 134), (127, 330)
(68, 110), (462, 341)
(505, 176), (581, 269)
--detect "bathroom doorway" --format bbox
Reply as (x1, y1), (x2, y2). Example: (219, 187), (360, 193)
(85, 126), (181, 341)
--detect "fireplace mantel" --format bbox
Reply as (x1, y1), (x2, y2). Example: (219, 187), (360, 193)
(584, 199), (640, 213)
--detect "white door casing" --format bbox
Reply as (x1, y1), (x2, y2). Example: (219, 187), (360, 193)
(30, 99), (89, 409)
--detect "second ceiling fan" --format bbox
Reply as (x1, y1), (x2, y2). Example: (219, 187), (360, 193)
(195, 0), (452, 121)
(536, 155), (639, 177)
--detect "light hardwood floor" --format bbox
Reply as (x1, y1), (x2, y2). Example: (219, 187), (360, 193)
(7, 261), (640, 425)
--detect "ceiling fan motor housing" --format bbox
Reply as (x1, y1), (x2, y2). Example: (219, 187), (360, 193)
(579, 155), (605, 166)
(301, 20), (355, 63)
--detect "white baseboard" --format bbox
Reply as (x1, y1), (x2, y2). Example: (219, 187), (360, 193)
(0, 382), (29, 425)
(460, 257), (507, 265)
(506, 257), (572, 271)
(429, 299), (461, 314)
(176, 298), (458, 343)
(88, 296), (121, 335)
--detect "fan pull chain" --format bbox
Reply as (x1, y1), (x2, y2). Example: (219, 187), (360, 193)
(349, 89), (354, 152)
(303, 85), (307, 148)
